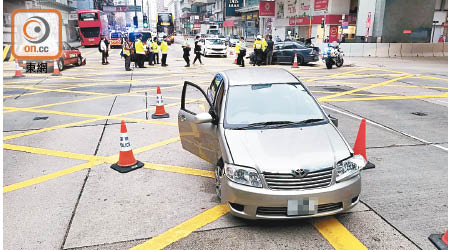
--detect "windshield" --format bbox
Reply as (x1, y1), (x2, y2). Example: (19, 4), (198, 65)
(79, 13), (98, 21)
(206, 39), (224, 45)
(110, 32), (122, 38)
(224, 83), (326, 128)
(208, 30), (219, 35)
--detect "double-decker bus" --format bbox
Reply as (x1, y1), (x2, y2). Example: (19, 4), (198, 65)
(77, 9), (109, 46)
(157, 12), (175, 44)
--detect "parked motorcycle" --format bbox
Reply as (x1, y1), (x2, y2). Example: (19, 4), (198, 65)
(322, 41), (344, 69)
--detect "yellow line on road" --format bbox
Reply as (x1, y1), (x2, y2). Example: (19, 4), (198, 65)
(318, 74), (413, 101)
(3, 160), (101, 193)
(143, 162), (214, 178)
(313, 217), (367, 250)
(130, 204), (230, 250)
(323, 92), (448, 102)
(3, 143), (99, 161)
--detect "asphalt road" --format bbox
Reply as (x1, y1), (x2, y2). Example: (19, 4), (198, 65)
(3, 38), (448, 250)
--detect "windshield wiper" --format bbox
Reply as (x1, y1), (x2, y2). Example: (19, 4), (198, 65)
(271, 118), (325, 128)
(233, 121), (294, 130)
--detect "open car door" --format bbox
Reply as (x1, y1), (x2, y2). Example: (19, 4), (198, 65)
(178, 81), (220, 165)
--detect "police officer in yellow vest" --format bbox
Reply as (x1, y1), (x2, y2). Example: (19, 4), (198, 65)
(122, 36), (132, 71)
(253, 35), (264, 66)
(135, 34), (146, 68)
(160, 35), (169, 67)
(151, 37), (159, 64)
(236, 37), (246, 67)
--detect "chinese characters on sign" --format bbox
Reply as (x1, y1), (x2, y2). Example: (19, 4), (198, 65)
(228, 0), (240, 8)
(285, 0), (297, 18)
(25, 62), (48, 73)
(259, 1), (275, 17)
(314, 0), (328, 11)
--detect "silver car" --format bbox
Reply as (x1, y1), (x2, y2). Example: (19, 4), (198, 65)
(178, 68), (367, 219)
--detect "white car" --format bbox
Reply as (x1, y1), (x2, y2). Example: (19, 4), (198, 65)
(202, 38), (228, 57)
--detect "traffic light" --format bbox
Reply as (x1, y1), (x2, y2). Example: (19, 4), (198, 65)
(321, 18), (325, 28)
(143, 15), (148, 28)
(133, 16), (138, 28)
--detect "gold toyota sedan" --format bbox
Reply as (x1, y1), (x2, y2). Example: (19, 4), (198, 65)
(178, 68), (368, 219)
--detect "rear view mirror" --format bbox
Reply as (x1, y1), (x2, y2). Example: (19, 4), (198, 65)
(194, 112), (213, 124)
(328, 114), (338, 127)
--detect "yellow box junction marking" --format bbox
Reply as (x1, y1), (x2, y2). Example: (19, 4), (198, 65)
(314, 217), (367, 250)
(130, 204), (230, 250)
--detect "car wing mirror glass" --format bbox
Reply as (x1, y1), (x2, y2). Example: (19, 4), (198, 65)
(194, 112), (213, 124)
(328, 114), (338, 127)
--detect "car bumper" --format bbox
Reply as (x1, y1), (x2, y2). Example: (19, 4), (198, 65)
(305, 54), (320, 62)
(206, 50), (227, 55)
(221, 174), (361, 219)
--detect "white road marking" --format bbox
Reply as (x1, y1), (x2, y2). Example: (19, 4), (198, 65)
(322, 105), (448, 152)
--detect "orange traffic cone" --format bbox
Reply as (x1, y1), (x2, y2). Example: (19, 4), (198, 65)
(354, 119), (375, 169)
(110, 120), (144, 173)
(292, 53), (299, 68)
(152, 86), (169, 119)
(234, 55), (237, 64)
(429, 229), (448, 249)
(52, 59), (62, 76)
(229, 49), (233, 55)
(13, 59), (24, 78)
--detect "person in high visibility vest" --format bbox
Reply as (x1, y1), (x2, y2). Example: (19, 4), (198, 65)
(146, 36), (153, 66)
(253, 35), (264, 66)
(160, 35), (169, 67)
(135, 35), (146, 68)
(122, 36), (132, 71)
(262, 35), (268, 64)
(151, 37), (160, 64)
(236, 37), (246, 67)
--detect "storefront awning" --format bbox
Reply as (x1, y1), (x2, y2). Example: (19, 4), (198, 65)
(236, 5), (259, 13)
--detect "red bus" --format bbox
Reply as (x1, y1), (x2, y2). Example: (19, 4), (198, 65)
(77, 9), (109, 46)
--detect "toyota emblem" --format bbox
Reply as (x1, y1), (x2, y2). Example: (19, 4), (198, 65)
(292, 169), (309, 178)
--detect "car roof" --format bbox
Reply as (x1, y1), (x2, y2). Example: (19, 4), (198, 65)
(222, 68), (299, 86)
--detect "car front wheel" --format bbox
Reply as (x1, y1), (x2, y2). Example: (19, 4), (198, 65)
(58, 58), (64, 71)
(76, 56), (82, 66)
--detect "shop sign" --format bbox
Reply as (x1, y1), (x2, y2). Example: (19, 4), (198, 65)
(329, 25), (339, 42)
(299, 0), (310, 11)
(285, 0), (297, 18)
(226, 0), (242, 16)
(276, 1), (284, 19)
(314, 0), (328, 11)
(259, 1), (275, 17)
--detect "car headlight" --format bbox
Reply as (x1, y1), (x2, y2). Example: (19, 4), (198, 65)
(225, 164), (262, 188)
(335, 155), (366, 182)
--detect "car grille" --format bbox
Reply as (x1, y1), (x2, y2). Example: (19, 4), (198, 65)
(257, 202), (343, 216)
(212, 48), (224, 51)
(263, 168), (333, 190)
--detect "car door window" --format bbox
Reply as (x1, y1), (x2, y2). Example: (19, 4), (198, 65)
(182, 81), (213, 115)
(214, 81), (225, 116)
(294, 43), (305, 49)
(274, 44), (282, 50)
(207, 74), (223, 104)
(284, 44), (295, 49)
(63, 42), (70, 50)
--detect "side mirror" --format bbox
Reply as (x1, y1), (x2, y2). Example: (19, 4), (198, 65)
(194, 112), (213, 124)
(328, 114), (338, 127)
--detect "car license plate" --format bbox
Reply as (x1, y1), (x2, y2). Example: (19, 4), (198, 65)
(89, 38), (94, 41)
(287, 198), (318, 216)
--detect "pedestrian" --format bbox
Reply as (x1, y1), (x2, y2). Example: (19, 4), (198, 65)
(135, 35), (146, 68)
(104, 37), (110, 64)
(295, 33), (299, 41)
(276, 35), (281, 42)
(152, 37), (160, 64)
(146, 36), (153, 65)
(99, 35), (108, 65)
(266, 35), (274, 66)
(182, 36), (191, 67)
(122, 36), (132, 71)
(160, 35), (169, 67)
(236, 36), (246, 67)
(253, 35), (264, 66)
(192, 35), (203, 65)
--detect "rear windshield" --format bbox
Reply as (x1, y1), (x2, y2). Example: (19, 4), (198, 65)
(79, 13), (98, 21)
